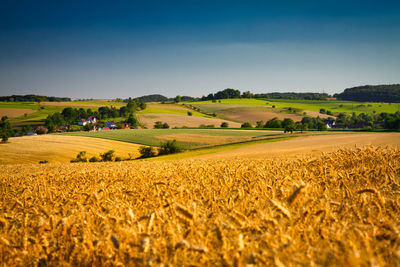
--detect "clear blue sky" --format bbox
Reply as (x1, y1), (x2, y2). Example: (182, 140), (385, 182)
(1, 0), (399, 98)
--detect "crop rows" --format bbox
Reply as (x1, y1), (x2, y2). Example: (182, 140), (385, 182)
(0, 146), (399, 266)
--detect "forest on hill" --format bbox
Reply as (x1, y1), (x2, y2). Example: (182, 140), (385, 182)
(334, 84), (400, 102)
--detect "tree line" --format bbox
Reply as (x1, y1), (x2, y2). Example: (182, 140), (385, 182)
(0, 94), (71, 102)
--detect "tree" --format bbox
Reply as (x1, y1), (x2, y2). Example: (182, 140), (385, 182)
(282, 118), (296, 133)
(154, 121), (163, 129)
(256, 121), (264, 128)
(70, 151), (88, 163)
(1, 133), (8, 143)
(241, 122), (252, 128)
(162, 122), (170, 129)
(0, 117), (14, 137)
(127, 114), (138, 126)
(297, 123), (308, 133)
(220, 122), (229, 128)
(187, 111), (192, 116)
(282, 118), (295, 128)
(241, 91), (253, 98)
(47, 121), (56, 133)
(264, 118), (282, 128)
(100, 150), (115, 161)
(175, 95), (182, 103)
(62, 107), (78, 124)
(158, 140), (181, 155)
(127, 101), (138, 114)
(139, 146), (156, 158)
(317, 122), (328, 131)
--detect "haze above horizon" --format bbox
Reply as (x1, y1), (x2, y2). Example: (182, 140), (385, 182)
(1, 0), (399, 99)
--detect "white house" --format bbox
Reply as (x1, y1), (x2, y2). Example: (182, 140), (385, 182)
(78, 116), (97, 126)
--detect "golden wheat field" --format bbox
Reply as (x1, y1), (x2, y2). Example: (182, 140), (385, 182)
(1, 146), (399, 266)
(0, 135), (141, 164)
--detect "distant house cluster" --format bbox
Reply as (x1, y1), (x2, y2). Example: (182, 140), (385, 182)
(77, 118), (136, 131)
(78, 116), (97, 126)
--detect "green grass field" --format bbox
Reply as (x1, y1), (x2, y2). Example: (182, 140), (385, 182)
(191, 98), (400, 115)
(0, 102), (38, 110)
(63, 129), (284, 149)
(138, 107), (211, 118)
(70, 100), (126, 107)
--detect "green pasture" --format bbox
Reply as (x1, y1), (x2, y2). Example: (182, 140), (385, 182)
(138, 107), (211, 118)
(63, 129), (283, 149)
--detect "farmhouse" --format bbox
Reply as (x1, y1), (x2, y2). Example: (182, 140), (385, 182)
(35, 126), (48, 134)
(78, 116), (97, 126)
(105, 121), (117, 129)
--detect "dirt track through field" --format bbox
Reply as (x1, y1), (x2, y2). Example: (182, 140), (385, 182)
(193, 132), (400, 159)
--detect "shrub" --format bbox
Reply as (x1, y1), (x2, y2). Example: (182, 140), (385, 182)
(200, 124), (215, 128)
(256, 121), (264, 128)
(139, 146), (156, 158)
(1, 133), (8, 143)
(154, 121), (163, 129)
(39, 160), (48, 164)
(100, 150), (115, 162)
(241, 122), (252, 128)
(220, 122), (229, 128)
(187, 112), (192, 116)
(115, 157), (122, 162)
(158, 140), (181, 155)
(326, 110), (333, 116)
(83, 123), (95, 131)
(89, 156), (101, 162)
(70, 151), (88, 163)
(162, 123), (170, 129)
(319, 108), (326, 114)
